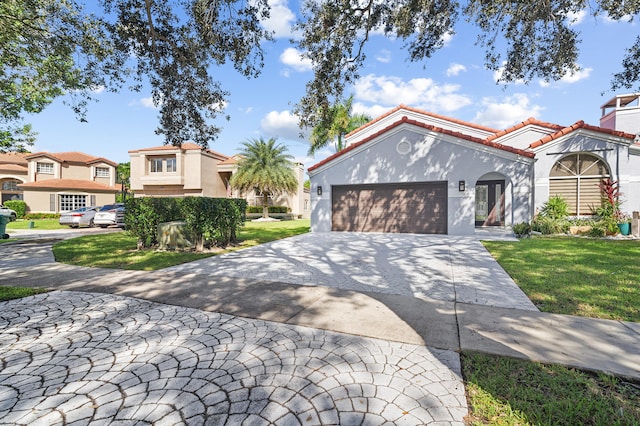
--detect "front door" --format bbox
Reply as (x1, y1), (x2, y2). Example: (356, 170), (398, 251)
(475, 180), (505, 226)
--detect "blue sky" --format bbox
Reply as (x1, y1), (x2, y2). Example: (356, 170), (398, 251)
(27, 0), (638, 173)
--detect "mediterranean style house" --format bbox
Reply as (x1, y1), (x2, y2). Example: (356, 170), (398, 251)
(128, 143), (310, 218)
(308, 93), (640, 235)
(0, 151), (118, 213)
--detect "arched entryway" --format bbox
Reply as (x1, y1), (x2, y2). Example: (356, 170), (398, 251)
(475, 173), (508, 226)
(549, 153), (610, 216)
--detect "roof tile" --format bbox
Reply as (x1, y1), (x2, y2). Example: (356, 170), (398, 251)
(529, 121), (636, 149)
(18, 179), (119, 192)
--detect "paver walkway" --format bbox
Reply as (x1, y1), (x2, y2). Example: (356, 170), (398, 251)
(0, 292), (467, 425)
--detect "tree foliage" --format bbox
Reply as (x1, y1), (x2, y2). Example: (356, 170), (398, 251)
(308, 95), (371, 155)
(293, 0), (640, 129)
(230, 137), (298, 219)
(1, 0), (272, 150)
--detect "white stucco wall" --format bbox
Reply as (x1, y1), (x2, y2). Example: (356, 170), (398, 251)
(309, 124), (534, 235)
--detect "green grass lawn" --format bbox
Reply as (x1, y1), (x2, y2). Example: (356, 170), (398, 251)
(462, 351), (640, 425)
(53, 219), (310, 270)
(483, 236), (640, 322)
(6, 218), (66, 230)
(0, 286), (48, 302)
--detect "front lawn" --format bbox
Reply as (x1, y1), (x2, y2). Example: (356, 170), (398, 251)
(0, 286), (48, 302)
(483, 236), (640, 322)
(462, 351), (640, 425)
(53, 219), (310, 270)
(6, 219), (66, 230)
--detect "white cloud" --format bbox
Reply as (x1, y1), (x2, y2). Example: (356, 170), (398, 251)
(260, 110), (309, 140)
(90, 85), (105, 94)
(352, 102), (392, 120)
(131, 97), (158, 109)
(262, 0), (298, 38)
(353, 74), (472, 113)
(446, 63), (467, 77)
(538, 66), (592, 87)
(566, 10), (587, 26)
(376, 49), (392, 63)
(280, 47), (313, 73)
(473, 94), (544, 129)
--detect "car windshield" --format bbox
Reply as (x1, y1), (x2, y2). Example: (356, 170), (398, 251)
(99, 204), (121, 211)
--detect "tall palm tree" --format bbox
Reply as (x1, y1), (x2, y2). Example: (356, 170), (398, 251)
(308, 95), (371, 155)
(230, 137), (298, 219)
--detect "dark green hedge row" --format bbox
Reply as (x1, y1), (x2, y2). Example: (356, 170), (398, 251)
(246, 205), (290, 214)
(3, 200), (26, 218)
(125, 197), (247, 250)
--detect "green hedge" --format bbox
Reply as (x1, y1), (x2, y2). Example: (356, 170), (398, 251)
(3, 200), (26, 218)
(125, 197), (247, 250)
(25, 213), (59, 219)
(246, 205), (290, 214)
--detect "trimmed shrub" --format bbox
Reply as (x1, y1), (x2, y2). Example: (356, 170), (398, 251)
(512, 222), (531, 238)
(25, 213), (59, 219)
(125, 197), (247, 251)
(246, 205), (290, 214)
(3, 200), (26, 218)
(532, 216), (570, 235)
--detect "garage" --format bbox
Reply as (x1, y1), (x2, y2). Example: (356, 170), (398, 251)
(331, 182), (448, 234)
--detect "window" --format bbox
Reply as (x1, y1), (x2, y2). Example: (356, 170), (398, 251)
(549, 153), (610, 215)
(36, 162), (54, 174)
(150, 158), (163, 173)
(95, 167), (110, 178)
(59, 194), (87, 211)
(2, 180), (20, 191)
(166, 158), (177, 173)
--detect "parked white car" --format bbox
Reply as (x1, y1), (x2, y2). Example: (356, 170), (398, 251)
(0, 204), (17, 221)
(94, 203), (125, 228)
(59, 206), (99, 228)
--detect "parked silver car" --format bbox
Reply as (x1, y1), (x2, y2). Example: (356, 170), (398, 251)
(0, 204), (17, 221)
(59, 206), (99, 228)
(94, 203), (125, 228)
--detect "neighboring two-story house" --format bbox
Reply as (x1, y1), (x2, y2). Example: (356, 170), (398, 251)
(14, 152), (119, 213)
(129, 143), (310, 218)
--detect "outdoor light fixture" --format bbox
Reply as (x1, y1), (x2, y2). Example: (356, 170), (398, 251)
(458, 180), (465, 192)
(317, 186), (323, 196)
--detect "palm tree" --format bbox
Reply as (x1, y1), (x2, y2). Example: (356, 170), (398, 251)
(230, 137), (298, 219)
(308, 95), (371, 155)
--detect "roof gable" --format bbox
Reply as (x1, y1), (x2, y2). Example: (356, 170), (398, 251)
(24, 151), (117, 167)
(128, 142), (228, 161)
(529, 120), (636, 149)
(309, 116), (534, 173)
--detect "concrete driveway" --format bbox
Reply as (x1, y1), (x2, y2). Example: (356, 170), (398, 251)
(164, 232), (537, 311)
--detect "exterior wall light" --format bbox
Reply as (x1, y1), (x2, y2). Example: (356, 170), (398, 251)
(458, 180), (465, 192)
(317, 186), (322, 196)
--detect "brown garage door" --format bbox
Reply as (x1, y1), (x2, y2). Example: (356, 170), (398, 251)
(331, 182), (448, 234)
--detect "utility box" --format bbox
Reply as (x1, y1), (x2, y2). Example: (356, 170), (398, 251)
(157, 221), (194, 251)
(632, 212), (640, 237)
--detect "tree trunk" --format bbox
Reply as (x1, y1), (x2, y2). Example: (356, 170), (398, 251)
(262, 192), (269, 219)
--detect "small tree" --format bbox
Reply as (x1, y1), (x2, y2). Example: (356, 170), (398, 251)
(230, 138), (298, 219)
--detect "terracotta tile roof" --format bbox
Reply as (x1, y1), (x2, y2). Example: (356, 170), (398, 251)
(345, 104), (500, 138)
(309, 116), (534, 172)
(0, 164), (28, 173)
(128, 142), (229, 160)
(219, 155), (241, 165)
(25, 151), (117, 167)
(486, 117), (564, 142)
(0, 152), (29, 165)
(18, 179), (119, 192)
(529, 121), (637, 149)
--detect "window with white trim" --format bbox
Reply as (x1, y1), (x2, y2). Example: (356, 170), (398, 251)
(549, 153), (610, 216)
(2, 180), (20, 191)
(166, 158), (177, 173)
(36, 162), (54, 174)
(59, 194), (87, 211)
(150, 158), (163, 173)
(95, 167), (110, 178)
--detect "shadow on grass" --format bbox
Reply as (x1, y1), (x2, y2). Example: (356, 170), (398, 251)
(462, 350), (640, 425)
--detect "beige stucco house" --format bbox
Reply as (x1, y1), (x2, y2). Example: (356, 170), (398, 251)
(129, 143), (310, 218)
(0, 151), (119, 213)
